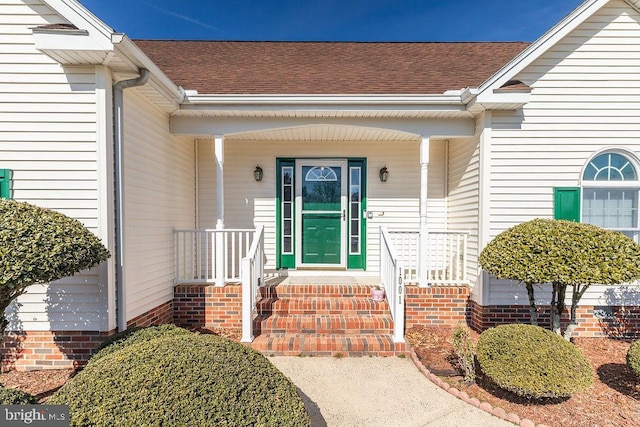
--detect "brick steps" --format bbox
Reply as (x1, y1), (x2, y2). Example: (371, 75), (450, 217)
(251, 333), (404, 357)
(256, 297), (387, 315)
(250, 283), (404, 356)
(255, 314), (393, 335)
(260, 284), (375, 299)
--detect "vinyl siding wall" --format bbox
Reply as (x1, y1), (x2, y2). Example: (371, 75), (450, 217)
(122, 89), (195, 321)
(197, 138), (447, 272)
(447, 134), (480, 290)
(0, 0), (109, 331)
(485, 0), (640, 306)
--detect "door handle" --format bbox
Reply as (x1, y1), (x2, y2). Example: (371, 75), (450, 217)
(342, 210), (346, 221)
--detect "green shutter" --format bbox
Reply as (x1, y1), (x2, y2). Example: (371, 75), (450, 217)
(554, 187), (580, 222)
(0, 169), (11, 199)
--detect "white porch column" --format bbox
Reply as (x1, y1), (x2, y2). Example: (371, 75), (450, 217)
(214, 135), (225, 229)
(214, 135), (225, 286)
(419, 136), (430, 288)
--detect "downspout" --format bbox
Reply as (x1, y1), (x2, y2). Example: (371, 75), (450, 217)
(113, 69), (149, 332)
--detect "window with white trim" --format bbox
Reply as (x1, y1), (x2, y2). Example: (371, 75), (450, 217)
(581, 151), (640, 242)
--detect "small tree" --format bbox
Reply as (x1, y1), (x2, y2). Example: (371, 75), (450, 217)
(479, 219), (640, 339)
(0, 199), (110, 333)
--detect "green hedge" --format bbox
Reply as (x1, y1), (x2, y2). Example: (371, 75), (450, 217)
(479, 218), (640, 287)
(0, 386), (37, 404)
(50, 333), (309, 426)
(627, 340), (640, 378)
(89, 324), (192, 364)
(477, 324), (593, 399)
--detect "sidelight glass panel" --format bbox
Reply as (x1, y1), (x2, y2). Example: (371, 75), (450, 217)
(281, 166), (294, 254)
(349, 167), (361, 254)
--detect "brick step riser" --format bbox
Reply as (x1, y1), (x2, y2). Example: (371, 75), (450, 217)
(259, 285), (380, 299)
(254, 316), (393, 335)
(251, 334), (405, 357)
(256, 298), (388, 315)
(257, 308), (388, 316)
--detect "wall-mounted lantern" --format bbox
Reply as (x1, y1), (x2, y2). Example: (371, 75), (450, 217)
(253, 165), (263, 182)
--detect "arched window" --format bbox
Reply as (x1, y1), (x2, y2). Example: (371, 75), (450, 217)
(581, 151), (640, 240)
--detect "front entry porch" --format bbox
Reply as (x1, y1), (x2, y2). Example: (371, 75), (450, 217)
(173, 226), (469, 353)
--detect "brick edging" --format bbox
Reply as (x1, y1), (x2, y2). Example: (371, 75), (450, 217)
(406, 343), (546, 427)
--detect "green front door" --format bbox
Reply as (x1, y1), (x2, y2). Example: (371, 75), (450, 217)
(297, 161), (347, 266)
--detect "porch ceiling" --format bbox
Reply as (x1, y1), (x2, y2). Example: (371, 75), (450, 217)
(224, 124), (419, 142)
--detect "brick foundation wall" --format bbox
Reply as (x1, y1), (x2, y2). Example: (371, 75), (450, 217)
(2, 299), (174, 371)
(174, 284), (242, 329)
(470, 300), (640, 338)
(1, 330), (114, 372)
(405, 286), (471, 328)
(127, 300), (173, 328)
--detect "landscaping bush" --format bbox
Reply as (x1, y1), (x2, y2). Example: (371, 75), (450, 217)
(89, 324), (191, 364)
(479, 219), (640, 338)
(50, 333), (310, 426)
(0, 199), (110, 332)
(452, 323), (476, 384)
(627, 340), (640, 378)
(0, 386), (37, 404)
(476, 324), (593, 399)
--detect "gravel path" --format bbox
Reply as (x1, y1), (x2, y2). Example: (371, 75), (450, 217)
(270, 356), (512, 427)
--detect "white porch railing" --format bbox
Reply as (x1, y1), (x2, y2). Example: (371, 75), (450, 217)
(174, 228), (255, 285)
(380, 227), (405, 344)
(615, 229), (640, 244)
(388, 229), (469, 286)
(426, 231), (469, 285)
(241, 225), (265, 343)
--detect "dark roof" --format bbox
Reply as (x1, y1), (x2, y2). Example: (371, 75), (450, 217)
(133, 40), (530, 95)
(34, 23), (79, 30)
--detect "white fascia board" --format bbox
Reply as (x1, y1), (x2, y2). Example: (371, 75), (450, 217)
(475, 0), (609, 103)
(183, 94), (466, 106)
(467, 91), (531, 113)
(40, 0), (114, 50)
(180, 94), (469, 116)
(111, 35), (185, 105)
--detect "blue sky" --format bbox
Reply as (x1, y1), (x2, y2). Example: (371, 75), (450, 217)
(77, 0), (584, 42)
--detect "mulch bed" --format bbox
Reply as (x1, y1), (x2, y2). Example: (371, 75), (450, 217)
(1, 325), (638, 426)
(406, 326), (640, 427)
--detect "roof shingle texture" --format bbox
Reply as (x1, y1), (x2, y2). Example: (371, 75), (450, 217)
(133, 40), (530, 95)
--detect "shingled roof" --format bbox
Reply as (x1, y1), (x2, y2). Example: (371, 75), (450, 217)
(133, 40), (530, 95)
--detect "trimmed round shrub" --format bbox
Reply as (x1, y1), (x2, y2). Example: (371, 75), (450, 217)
(0, 386), (37, 404)
(0, 199), (110, 331)
(479, 218), (640, 287)
(477, 324), (593, 399)
(89, 324), (192, 364)
(627, 340), (640, 378)
(50, 333), (310, 426)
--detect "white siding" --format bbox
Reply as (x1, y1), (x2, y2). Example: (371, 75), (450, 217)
(196, 139), (217, 229)
(488, 279), (640, 307)
(447, 135), (480, 288)
(486, 0), (640, 305)
(197, 138), (446, 272)
(1, 0), (107, 331)
(123, 89), (195, 321)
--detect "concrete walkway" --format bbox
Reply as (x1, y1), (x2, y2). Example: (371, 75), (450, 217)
(270, 356), (512, 427)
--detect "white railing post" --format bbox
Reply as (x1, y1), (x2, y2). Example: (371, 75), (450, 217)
(380, 227), (405, 345)
(240, 256), (253, 342)
(240, 226), (264, 343)
(393, 258), (405, 344)
(215, 229), (225, 287)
